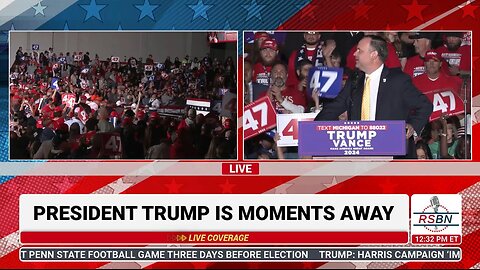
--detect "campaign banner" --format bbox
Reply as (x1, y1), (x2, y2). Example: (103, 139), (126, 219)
(277, 113), (317, 147)
(307, 66), (343, 99)
(298, 121), (406, 156)
(61, 93), (76, 108)
(244, 96), (277, 140)
(186, 98), (211, 115)
(425, 89), (465, 122)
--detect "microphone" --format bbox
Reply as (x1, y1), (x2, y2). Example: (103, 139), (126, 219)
(430, 196), (440, 230)
(430, 196), (440, 213)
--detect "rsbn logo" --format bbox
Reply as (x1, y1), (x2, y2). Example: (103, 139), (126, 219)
(413, 196), (460, 233)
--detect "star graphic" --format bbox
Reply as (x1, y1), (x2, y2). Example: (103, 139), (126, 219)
(80, 0), (107, 22)
(324, 176), (339, 189)
(350, 0), (374, 20)
(109, 178), (133, 194)
(10, 23), (15, 30)
(32, 1), (47, 16)
(461, 2), (478, 18)
(165, 180), (183, 193)
(118, 23), (123, 30)
(223, 19), (231, 30)
(242, 0), (265, 21)
(402, 0), (428, 21)
(273, 183), (293, 194)
(188, 0), (213, 21)
(135, 0), (159, 21)
(219, 180), (235, 193)
(63, 21), (69, 30)
(297, 56), (303, 61)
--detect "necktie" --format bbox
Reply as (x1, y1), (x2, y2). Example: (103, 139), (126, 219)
(361, 75), (371, 120)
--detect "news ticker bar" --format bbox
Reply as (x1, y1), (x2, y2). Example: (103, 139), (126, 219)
(20, 247), (462, 262)
(2, 162), (480, 176)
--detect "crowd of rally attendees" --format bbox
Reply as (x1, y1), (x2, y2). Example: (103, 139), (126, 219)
(244, 31), (472, 160)
(9, 47), (237, 159)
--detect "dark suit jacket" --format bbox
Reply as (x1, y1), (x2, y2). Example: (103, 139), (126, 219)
(315, 66), (433, 158)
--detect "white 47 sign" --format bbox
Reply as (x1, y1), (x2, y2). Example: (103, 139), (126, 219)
(427, 90), (464, 121)
(277, 113), (317, 147)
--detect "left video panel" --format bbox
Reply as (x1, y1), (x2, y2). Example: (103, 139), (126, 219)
(9, 31), (237, 160)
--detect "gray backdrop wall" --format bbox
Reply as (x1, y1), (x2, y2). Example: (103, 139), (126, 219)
(10, 31), (213, 63)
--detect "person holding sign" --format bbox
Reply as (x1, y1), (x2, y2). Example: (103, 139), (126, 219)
(413, 50), (462, 95)
(262, 62), (307, 114)
(315, 35), (432, 158)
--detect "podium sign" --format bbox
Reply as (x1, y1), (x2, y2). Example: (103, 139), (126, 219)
(298, 121), (406, 156)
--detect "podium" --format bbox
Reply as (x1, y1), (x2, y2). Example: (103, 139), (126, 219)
(298, 120), (407, 158)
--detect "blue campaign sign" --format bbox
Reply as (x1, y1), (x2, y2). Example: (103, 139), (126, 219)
(31, 44), (39, 51)
(298, 120), (407, 157)
(307, 66), (343, 99)
(51, 78), (59, 90)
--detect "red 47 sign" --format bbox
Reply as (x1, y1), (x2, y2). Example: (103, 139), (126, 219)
(425, 89), (464, 121)
(243, 96), (277, 140)
(62, 93), (76, 108)
(277, 113), (317, 147)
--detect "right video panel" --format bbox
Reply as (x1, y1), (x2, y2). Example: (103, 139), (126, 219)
(243, 31), (472, 160)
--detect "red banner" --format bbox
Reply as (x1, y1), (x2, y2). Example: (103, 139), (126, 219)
(20, 231), (408, 245)
(425, 89), (465, 121)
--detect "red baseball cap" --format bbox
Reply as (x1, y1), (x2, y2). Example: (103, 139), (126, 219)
(424, 50), (442, 62)
(110, 111), (119, 118)
(260, 38), (278, 51)
(224, 118), (232, 130)
(149, 111), (160, 119)
(136, 110), (145, 119)
(254, 32), (270, 40)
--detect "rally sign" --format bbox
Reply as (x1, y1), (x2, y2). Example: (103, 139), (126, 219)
(144, 65), (153, 72)
(62, 93), (76, 108)
(111, 56), (120, 63)
(74, 55), (82, 61)
(277, 113), (317, 147)
(100, 132), (122, 157)
(425, 89), (464, 122)
(298, 120), (406, 156)
(186, 98), (211, 116)
(307, 66), (344, 99)
(244, 96), (277, 140)
(51, 78), (59, 90)
(31, 44), (39, 51)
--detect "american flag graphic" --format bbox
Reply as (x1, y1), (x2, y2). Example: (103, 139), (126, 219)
(0, 0), (480, 268)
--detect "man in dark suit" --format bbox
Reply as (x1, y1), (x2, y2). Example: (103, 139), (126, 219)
(315, 35), (433, 158)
